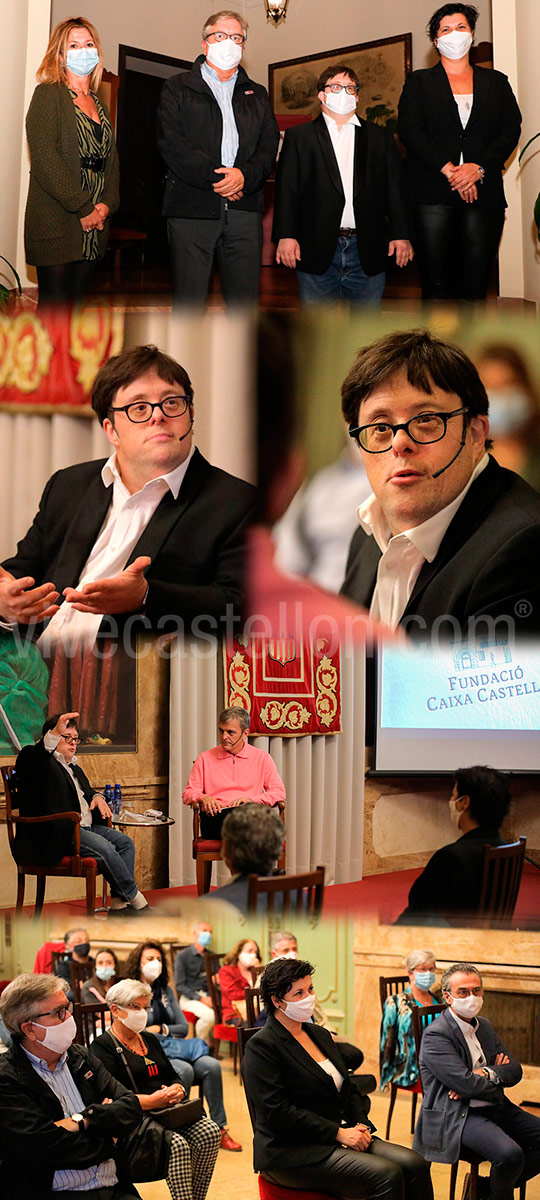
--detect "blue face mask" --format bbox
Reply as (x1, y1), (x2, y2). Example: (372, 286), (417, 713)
(197, 930), (212, 948)
(96, 965), (116, 982)
(66, 47), (100, 77)
(414, 970), (436, 991)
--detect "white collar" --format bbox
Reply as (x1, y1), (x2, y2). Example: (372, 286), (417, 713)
(357, 453), (489, 559)
(449, 1007), (480, 1035)
(322, 112), (361, 134)
(101, 446), (195, 500)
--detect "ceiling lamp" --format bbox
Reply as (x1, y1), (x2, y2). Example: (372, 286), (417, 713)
(265, 0), (290, 25)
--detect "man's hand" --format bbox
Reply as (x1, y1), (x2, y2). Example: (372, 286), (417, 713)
(494, 1053), (510, 1066)
(90, 795), (113, 820)
(213, 167), (245, 197)
(448, 1090), (462, 1100)
(388, 239), (414, 268)
(226, 797), (252, 807)
(199, 796), (222, 816)
(337, 1124), (372, 1151)
(52, 712), (80, 739)
(276, 239), (301, 269)
(62, 556), (151, 615)
(0, 566), (59, 623)
(54, 1117), (82, 1131)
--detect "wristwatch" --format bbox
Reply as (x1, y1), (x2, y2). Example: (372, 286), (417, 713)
(72, 1113), (86, 1130)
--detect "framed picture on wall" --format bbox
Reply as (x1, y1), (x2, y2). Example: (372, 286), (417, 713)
(269, 33), (412, 131)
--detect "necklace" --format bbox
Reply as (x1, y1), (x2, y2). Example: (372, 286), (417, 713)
(113, 1026), (146, 1056)
(69, 83), (91, 97)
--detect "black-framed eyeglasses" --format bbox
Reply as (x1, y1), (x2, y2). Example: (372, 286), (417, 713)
(33, 1000), (74, 1021)
(205, 31), (245, 44)
(63, 735), (80, 746)
(325, 83), (359, 95)
(108, 396), (190, 424)
(349, 408), (468, 453)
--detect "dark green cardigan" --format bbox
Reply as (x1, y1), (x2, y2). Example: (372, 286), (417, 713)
(24, 82), (120, 266)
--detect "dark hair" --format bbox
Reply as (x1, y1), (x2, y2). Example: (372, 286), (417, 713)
(94, 947), (121, 975)
(259, 957), (314, 1010)
(453, 765), (511, 829)
(42, 714), (78, 737)
(341, 328), (491, 449)
(221, 804), (285, 876)
(91, 344), (194, 426)
(222, 937), (261, 966)
(63, 927), (88, 945)
(441, 961), (482, 994)
(317, 63), (359, 93)
(124, 941), (169, 987)
(476, 343), (539, 405)
(428, 4), (478, 43)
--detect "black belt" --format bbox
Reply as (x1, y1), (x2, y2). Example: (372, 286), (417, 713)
(338, 227), (356, 237)
(80, 155), (105, 171)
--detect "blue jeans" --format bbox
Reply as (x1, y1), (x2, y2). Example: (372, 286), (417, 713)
(159, 1034), (227, 1128)
(297, 235), (386, 304)
(78, 826), (137, 903)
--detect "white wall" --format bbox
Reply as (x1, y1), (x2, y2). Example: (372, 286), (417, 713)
(514, 0), (540, 304)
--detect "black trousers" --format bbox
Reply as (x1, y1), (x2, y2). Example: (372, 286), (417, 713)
(36, 260), (98, 306)
(265, 1136), (433, 1200)
(200, 804), (281, 840)
(461, 1100), (540, 1200)
(58, 1187), (139, 1200)
(167, 207), (262, 306)
(413, 204), (505, 300)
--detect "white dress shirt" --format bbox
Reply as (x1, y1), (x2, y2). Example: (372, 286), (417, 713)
(43, 731), (94, 827)
(358, 454), (489, 629)
(449, 1006), (498, 1107)
(322, 112), (361, 229)
(37, 448), (194, 649)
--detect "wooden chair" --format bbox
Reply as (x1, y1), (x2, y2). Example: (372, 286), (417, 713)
(239, 1026), (333, 1200)
(244, 985), (263, 1027)
(73, 1000), (110, 1046)
(246, 865), (325, 918)
(168, 942), (199, 1030)
(49, 952), (93, 1001)
(379, 974), (423, 1140)
(474, 837), (527, 928)
(1, 766), (109, 917)
(411, 1004), (526, 1200)
(192, 799), (286, 896)
(204, 951), (238, 1074)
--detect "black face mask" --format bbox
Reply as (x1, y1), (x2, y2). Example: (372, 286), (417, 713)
(72, 942), (90, 958)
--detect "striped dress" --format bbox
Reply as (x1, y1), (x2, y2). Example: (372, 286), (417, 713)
(70, 90), (113, 260)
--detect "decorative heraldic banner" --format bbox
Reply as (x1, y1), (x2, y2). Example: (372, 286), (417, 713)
(224, 636), (342, 736)
(0, 308), (124, 413)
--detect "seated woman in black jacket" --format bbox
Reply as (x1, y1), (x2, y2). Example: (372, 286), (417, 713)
(242, 957), (434, 1199)
(90, 978), (220, 1200)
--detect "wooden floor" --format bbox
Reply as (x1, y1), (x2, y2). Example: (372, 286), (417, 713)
(137, 1051), (540, 1200)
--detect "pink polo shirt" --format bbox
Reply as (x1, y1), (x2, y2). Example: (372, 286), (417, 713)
(182, 742), (285, 809)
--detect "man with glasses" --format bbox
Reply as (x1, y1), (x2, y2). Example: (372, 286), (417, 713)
(157, 10), (278, 305)
(273, 64), (412, 303)
(0, 973), (142, 1199)
(413, 962), (540, 1199)
(14, 712), (148, 912)
(340, 328), (540, 636)
(0, 344), (255, 640)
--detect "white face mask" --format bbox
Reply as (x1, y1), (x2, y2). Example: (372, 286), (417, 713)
(118, 1007), (148, 1033)
(141, 959), (162, 983)
(436, 30), (473, 60)
(449, 993), (484, 1019)
(32, 1013), (77, 1054)
(487, 389), (532, 436)
(206, 39), (243, 71)
(322, 90), (358, 117)
(279, 993), (316, 1022)
(276, 950), (299, 960)
(449, 797), (464, 829)
(239, 950), (258, 968)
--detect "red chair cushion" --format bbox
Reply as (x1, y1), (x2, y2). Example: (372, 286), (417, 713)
(213, 1023), (238, 1043)
(17, 856), (99, 872)
(193, 840), (222, 853)
(259, 1177), (333, 1200)
(182, 1010), (198, 1026)
(396, 1079), (423, 1093)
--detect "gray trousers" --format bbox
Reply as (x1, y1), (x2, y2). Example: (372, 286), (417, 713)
(167, 207), (262, 306)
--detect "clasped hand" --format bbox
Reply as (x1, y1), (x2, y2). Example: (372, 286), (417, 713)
(213, 166), (244, 201)
(155, 1083), (186, 1107)
(337, 1124), (372, 1152)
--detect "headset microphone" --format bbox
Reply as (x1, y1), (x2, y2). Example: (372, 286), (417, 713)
(178, 417), (194, 442)
(431, 433), (466, 479)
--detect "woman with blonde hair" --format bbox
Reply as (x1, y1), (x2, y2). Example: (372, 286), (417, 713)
(380, 948), (441, 1091)
(25, 15), (119, 304)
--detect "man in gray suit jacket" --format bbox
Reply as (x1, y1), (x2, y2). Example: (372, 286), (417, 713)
(414, 962), (540, 1199)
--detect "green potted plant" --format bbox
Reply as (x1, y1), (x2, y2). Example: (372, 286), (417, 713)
(0, 255), (22, 309)
(518, 133), (540, 240)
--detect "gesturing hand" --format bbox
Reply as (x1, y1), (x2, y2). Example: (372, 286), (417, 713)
(62, 557), (151, 615)
(0, 566), (59, 623)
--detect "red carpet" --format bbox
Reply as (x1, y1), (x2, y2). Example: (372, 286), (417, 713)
(4, 862), (539, 925)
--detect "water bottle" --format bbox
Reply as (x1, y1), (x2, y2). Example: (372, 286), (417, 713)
(104, 784), (113, 815)
(113, 784), (122, 816)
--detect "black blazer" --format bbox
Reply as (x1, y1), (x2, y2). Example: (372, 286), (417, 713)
(396, 826), (505, 924)
(241, 1013), (373, 1172)
(398, 62), (521, 209)
(14, 738), (108, 865)
(414, 1007), (522, 1164)
(0, 1039), (141, 1200)
(272, 114), (410, 276)
(90, 1029), (177, 1091)
(2, 447), (256, 634)
(341, 457), (540, 635)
